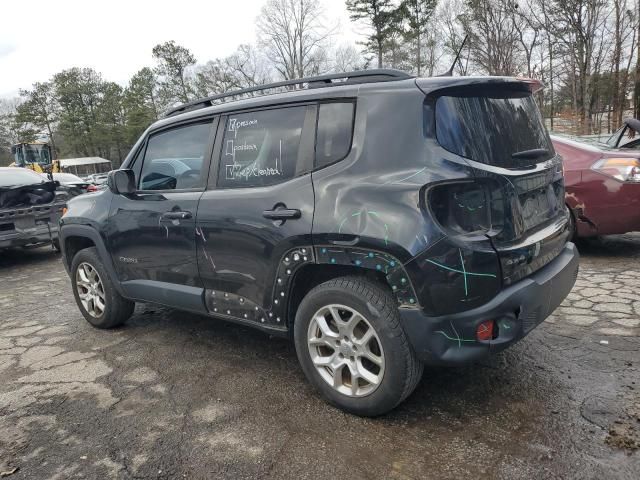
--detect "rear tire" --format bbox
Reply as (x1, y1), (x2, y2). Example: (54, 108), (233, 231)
(294, 276), (423, 416)
(71, 247), (134, 329)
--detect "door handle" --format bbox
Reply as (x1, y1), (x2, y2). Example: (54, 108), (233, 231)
(161, 211), (192, 221)
(262, 208), (301, 220)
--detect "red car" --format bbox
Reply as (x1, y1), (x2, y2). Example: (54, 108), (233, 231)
(552, 118), (640, 238)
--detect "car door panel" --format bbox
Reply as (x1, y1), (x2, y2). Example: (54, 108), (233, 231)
(195, 106), (315, 328)
(107, 118), (217, 294)
(109, 191), (202, 286)
(196, 174), (314, 300)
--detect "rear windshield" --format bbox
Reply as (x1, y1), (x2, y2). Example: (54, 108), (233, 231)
(435, 91), (553, 168)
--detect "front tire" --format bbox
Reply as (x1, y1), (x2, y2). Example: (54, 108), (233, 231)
(71, 247), (134, 329)
(294, 276), (423, 416)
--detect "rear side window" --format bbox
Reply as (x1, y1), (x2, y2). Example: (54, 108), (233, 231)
(139, 122), (212, 191)
(435, 91), (554, 168)
(315, 102), (354, 168)
(218, 106), (306, 188)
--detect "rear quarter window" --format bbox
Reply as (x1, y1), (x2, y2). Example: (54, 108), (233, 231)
(315, 102), (355, 168)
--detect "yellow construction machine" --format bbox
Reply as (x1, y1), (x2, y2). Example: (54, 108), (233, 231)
(10, 141), (61, 173)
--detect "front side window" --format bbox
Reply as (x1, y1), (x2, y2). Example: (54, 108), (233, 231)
(218, 106), (306, 188)
(139, 122), (212, 191)
(315, 102), (355, 169)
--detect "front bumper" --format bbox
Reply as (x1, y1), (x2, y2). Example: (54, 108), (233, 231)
(398, 242), (579, 365)
(0, 223), (59, 249)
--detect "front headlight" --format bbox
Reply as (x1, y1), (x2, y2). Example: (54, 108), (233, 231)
(591, 157), (640, 182)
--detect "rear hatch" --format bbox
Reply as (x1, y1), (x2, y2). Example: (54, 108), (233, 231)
(423, 79), (569, 285)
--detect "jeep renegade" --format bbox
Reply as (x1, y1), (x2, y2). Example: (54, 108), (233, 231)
(60, 70), (579, 416)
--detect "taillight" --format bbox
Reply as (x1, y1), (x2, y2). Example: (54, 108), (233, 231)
(429, 181), (493, 234)
(591, 157), (640, 182)
(87, 184), (98, 192)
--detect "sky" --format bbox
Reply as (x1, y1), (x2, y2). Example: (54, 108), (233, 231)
(0, 0), (360, 99)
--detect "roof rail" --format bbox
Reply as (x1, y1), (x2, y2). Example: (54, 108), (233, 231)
(164, 69), (412, 117)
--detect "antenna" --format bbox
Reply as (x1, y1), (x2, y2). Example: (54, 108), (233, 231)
(438, 35), (469, 77)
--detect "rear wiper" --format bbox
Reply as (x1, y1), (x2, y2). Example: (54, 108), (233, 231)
(511, 148), (549, 160)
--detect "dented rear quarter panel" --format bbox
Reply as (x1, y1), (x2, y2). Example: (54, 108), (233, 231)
(310, 81), (502, 316)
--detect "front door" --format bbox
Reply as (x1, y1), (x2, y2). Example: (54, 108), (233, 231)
(196, 105), (316, 328)
(108, 118), (217, 308)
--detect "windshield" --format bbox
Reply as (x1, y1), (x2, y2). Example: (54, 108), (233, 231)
(435, 91), (554, 168)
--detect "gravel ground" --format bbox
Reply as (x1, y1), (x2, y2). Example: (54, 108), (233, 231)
(0, 236), (639, 479)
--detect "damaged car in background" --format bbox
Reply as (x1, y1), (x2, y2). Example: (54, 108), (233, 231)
(0, 167), (74, 251)
(552, 117), (640, 238)
(42, 172), (98, 194)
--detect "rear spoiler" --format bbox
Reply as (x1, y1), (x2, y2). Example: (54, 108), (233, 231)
(416, 76), (544, 97)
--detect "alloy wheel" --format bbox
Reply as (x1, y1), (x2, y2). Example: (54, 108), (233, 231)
(307, 304), (385, 397)
(75, 262), (106, 318)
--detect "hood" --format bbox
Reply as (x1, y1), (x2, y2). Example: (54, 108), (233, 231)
(551, 134), (640, 157)
(0, 179), (60, 209)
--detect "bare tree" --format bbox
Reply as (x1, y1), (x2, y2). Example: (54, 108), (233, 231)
(421, 22), (445, 76)
(441, 0), (471, 75)
(192, 44), (274, 99)
(507, 2), (541, 77)
(550, 0), (610, 134)
(257, 0), (334, 80)
(610, 0), (636, 129)
(635, 0), (640, 117)
(462, 0), (523, 76)
(526, 0), (559, 129)
(224, 44), (274, 87)
(0, 98), (23, 166)
(332, 44), (367, 72)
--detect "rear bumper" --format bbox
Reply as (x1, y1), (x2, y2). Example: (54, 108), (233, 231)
(398, 242), (579, 365)
(0, 223), (59, 249)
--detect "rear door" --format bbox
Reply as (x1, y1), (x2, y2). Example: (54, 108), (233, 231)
(108, 118), (217, 307)
(432, 84), (569, 285)
(196, 104), (316, 327)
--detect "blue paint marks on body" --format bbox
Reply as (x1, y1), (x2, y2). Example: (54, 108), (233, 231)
(425, 248), (496, 299)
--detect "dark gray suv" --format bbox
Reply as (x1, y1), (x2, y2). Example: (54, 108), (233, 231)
(59, 70), (578, 416)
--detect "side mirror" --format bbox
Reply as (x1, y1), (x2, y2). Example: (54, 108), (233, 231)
(108, 169), (136, 195)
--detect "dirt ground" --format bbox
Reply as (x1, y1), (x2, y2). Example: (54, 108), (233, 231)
(0, 236), (639, 479)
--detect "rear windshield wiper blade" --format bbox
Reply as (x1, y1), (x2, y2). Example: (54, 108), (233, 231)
(511, 148), (549, 160)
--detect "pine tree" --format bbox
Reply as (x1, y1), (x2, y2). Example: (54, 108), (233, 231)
(346, 0), (397, 68)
